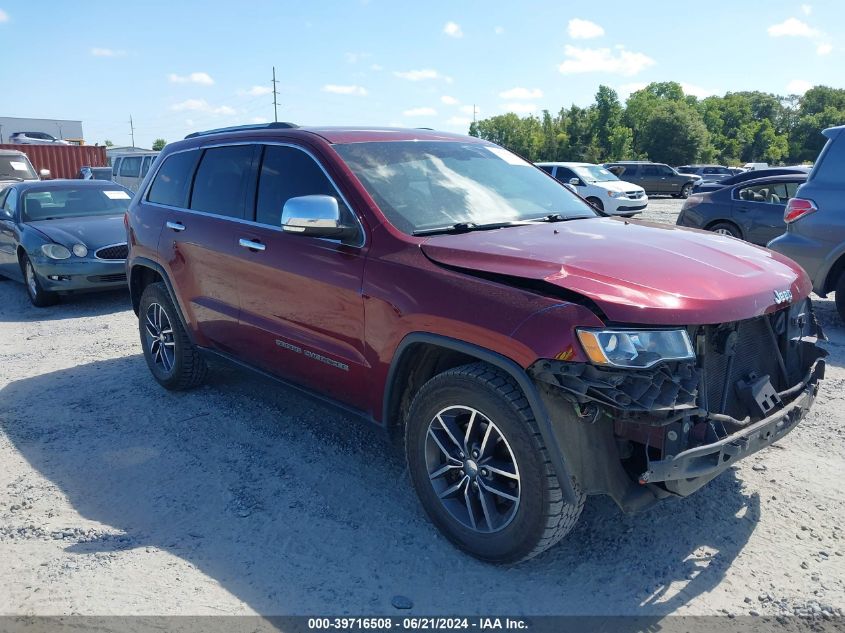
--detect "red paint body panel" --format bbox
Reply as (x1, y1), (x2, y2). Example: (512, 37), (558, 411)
(0, 144), (107, 179)
(127, 127), (815, 424)
(420, 217), (812, 325)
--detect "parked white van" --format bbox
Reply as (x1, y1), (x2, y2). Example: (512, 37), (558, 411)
(535, 162), (648, 215)
(110, 152), (159, 192)
(742, 162), (769, 171)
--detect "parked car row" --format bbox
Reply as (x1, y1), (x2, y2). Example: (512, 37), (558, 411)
(0, 122), (838, 564)
(604, 161), (702, 198)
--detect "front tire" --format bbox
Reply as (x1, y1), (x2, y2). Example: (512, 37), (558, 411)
(680, 183), (694, 198)
(405, 363), (584, 564)
(21, 254), (58, 307)
(585, 196), (604, 212)
(138, 282), (208, 390)
(835, 270), (845, 322)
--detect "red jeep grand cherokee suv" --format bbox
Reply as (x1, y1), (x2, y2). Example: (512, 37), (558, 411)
(126, 123), (826, 563)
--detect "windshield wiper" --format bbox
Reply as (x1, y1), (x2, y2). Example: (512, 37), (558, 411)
(413, 215), (593, 236)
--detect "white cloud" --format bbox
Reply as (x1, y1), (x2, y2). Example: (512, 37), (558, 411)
(680, 82), (720, 98)
(322, 84), (368, 96)
(441, 95), (459, 105)
(801, 4), (812, 14)
(345, 51), (371, 64)
(403, 107), (437, 117)
(499, 87), (543, 100)
(567, 18), (605, 40)
(394, 68), (445, 81)
(170, 99), (235, 115)
(618, 82), (648, 98)
(786, 79), (813, 94)
(459, 104), (477, 115)
(817, 42), (833, 55)
(240, 85), (272, 97)
(90, 47), (125, 57)
(446, 116), (473, 126)
(494, 26), (504, 35)
(371, 63), (383, 71)
(767, 17), (819, 38)
(169, 72), (215, 85)
(0, 9), (8, 22)
(558, 45), (655, 76)
(502, 102), (536, 114)
(443, 21), (463, 38)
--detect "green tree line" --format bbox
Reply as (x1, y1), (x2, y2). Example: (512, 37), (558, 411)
(469, 82), (845, 166)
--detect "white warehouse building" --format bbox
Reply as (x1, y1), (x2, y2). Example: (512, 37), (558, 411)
(0, 116), (84, 144)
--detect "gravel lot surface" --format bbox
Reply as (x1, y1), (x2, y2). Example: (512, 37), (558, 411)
(0, 197), (843, 618)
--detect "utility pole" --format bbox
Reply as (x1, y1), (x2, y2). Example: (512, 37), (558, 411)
(272, 66), (280, 123)
(56, 123), (64, 139)
(129, 115), (135, 148)
(473, 104), (478, 124)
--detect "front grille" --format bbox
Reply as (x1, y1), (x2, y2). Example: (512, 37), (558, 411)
(95, 243), (128, 260)
(87, 273), (127, 283)
(626, 191), (644, 199)
(700, 315), (782, 419)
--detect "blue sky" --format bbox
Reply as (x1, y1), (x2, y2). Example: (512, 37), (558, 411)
(1, 0), (842, 148)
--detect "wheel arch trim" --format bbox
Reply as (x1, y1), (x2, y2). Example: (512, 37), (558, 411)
(383, 332), (579, 504)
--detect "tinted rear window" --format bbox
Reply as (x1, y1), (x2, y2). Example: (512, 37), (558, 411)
(811, 131), (845, 184)
(119, 156), (141, 178)
(190, 145), (255, 218)
(147, 150), (199, 207)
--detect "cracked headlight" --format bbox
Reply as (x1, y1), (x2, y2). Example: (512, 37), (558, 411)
(576, 328), (694, 368)
(41, 244), (71, 260)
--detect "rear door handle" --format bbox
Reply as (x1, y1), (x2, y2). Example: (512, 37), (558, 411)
(166, 221), (185, 232)
(239, 238), (266, 252)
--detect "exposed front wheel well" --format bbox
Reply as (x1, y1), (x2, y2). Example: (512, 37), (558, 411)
(384, 342), (477, 434)
(129, 265), (164, 315)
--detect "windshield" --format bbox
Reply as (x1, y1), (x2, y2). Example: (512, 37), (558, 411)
(22, 186), (132, 222)
(0, 156), (38, 181)
(334, 141), (596, 234)
(572, 165), (619, 183)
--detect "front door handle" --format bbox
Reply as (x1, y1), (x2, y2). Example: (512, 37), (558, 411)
(166, 221), (185, 232)
(239, 238), (266, 252)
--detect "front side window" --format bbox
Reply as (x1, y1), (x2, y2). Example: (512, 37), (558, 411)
(255, 145), (352, 227)
(189, 145), (255, 219)
(147, 150), (199, 207)
(554, 167), (576, 182)
(641, 166), (660, 176)
(119, 156), (142, 178)
(334, 141), (595, 235)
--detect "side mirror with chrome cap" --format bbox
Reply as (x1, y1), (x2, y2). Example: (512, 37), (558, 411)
(569, 177), (581, 186)
(39, 169), (51, 179)
(281, 195), (357, 240)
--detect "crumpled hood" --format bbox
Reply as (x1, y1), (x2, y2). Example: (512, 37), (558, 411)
(420, 217), (812, 325)
(28, 215), (126, 251)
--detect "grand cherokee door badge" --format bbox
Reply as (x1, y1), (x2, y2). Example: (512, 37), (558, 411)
(275, 339), (349, 372)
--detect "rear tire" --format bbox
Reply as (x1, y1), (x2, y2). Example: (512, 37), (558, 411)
(405, 362), (585, 564)
(835, 271), (845, 322)
(21, 254), (59, 307)
(709, 221), (742, 239)
(138, 282), (208, 390)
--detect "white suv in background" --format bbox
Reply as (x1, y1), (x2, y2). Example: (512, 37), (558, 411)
(536, 162), (648, 216)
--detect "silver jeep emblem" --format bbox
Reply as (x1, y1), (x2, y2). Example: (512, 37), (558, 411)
(773, 289), (793, 305)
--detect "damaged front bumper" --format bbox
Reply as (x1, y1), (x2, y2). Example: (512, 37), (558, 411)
(527, 301), (827, 512)
(639, 358), (824, 496)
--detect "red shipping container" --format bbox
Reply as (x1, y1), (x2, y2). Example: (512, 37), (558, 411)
(0, 144), (107, 179)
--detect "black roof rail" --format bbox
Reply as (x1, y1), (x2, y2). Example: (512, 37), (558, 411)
(184, 122), (298, 139)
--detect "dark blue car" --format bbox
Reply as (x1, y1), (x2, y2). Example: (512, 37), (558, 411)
(676, 173), (808, 246)
(0, 180), (133, 306)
